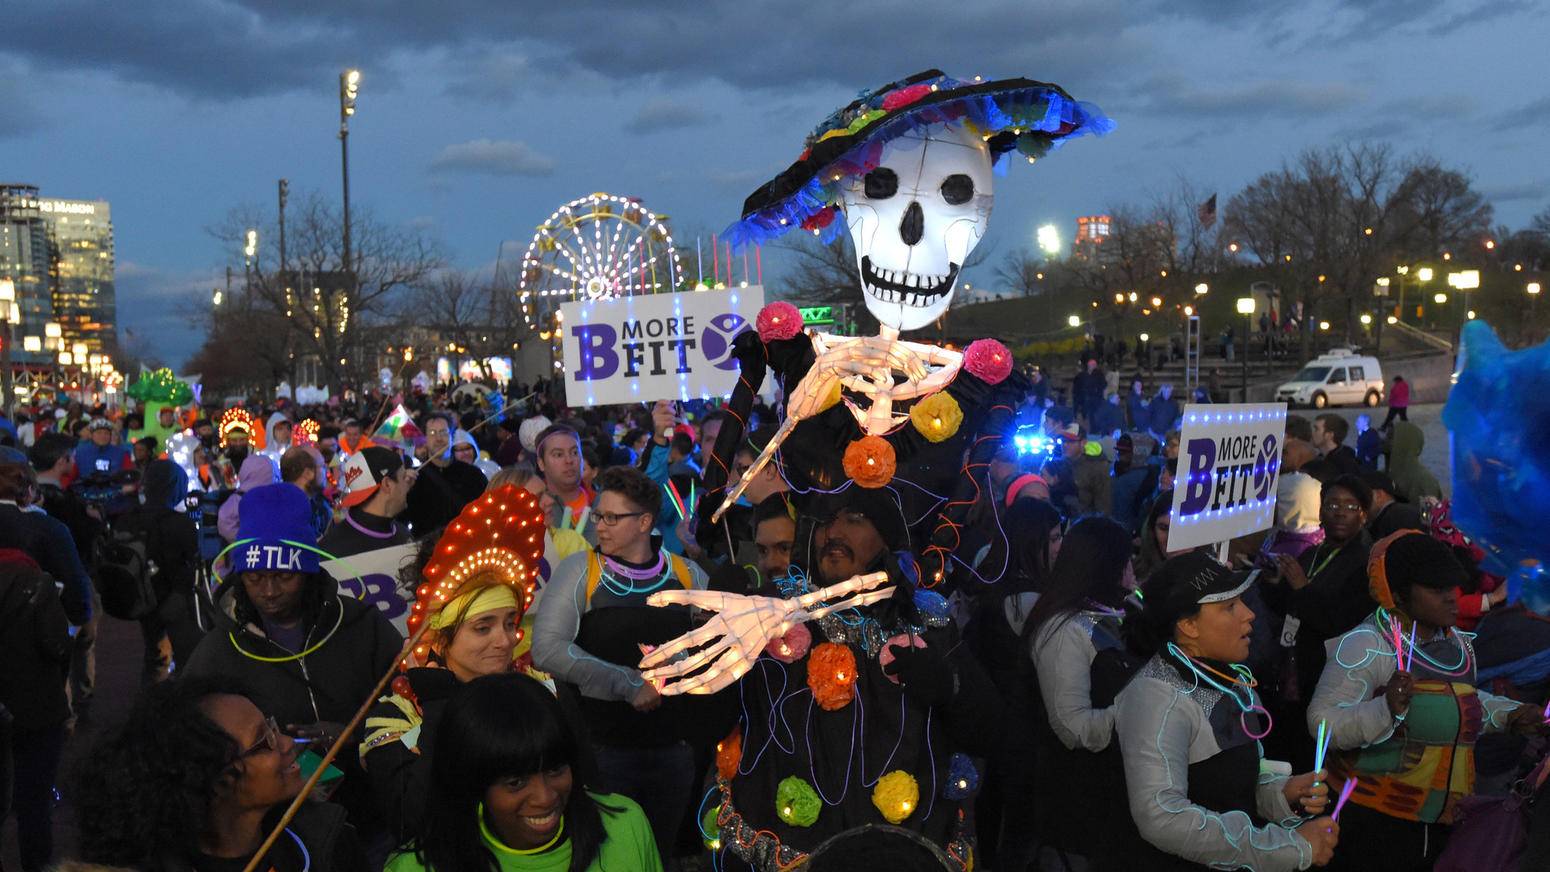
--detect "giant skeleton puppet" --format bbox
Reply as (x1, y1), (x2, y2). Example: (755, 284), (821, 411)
(654, 70), (1112, 695)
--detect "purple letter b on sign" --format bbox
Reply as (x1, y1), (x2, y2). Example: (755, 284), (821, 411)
(1178, 437), (1217, 516)
(571, 324), (618, 381)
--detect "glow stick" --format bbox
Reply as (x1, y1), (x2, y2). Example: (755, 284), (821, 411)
(663, 484), (686, 521)
(1404, 624), (1417, 671)
(1391, 619), (1406, 670)
(1332, 778), (1358, 820)
(1313, 718), (1330, 775)
(668, 480), (689, 522)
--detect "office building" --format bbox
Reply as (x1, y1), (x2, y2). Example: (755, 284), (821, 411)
(42, 196), (116, 355)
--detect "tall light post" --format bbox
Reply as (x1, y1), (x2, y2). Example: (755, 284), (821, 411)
(339, 69), (360, 287)
(1236, 296), (1256, 402)
(0, 278), (14, 419)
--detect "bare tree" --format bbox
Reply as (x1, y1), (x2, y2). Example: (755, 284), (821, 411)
(205, 189), (444, 393)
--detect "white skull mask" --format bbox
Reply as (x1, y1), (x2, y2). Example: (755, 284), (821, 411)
(841, 122), (994, 331)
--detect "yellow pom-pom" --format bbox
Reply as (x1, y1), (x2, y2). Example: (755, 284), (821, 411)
(909, 392), (963, 443)
(872, 770), (919, 824)
(815, 380), (843, 413)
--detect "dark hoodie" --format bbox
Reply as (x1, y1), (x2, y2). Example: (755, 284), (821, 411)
(0, 550), (72, 729)
(181, 572), (403, 830)
(116, 461), (203, 662)
(1387, 421), (1441, 504)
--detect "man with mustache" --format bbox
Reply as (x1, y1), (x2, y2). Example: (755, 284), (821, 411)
(710, 487), (1002, 870)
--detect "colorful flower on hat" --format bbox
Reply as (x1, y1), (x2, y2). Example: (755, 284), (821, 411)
(963, 338), (1013, 384)
(775, 776), (821, 827)
(756, 301), (805, 343)
(765, 622), (812, 664)
(843, 435), (896, 489)
(909, 392), (963, 442)
(882, 83), (934, 111)
(872, 770), (920, 824)
(807, 642), (859, 711)
(800, 205), (837, 233)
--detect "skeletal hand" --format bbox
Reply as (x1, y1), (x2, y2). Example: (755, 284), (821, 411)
(638, 571), (893, 695)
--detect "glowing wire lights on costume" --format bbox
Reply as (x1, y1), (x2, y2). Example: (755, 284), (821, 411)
(516, 192), (684, 331)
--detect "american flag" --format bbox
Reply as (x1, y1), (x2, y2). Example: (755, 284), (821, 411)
(1198, 194), (1217, 229)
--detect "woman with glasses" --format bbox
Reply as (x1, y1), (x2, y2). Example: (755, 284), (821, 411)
(530, 465), (709, 865)
(387, 672), (660, 872)
(74, 677), (368, 872)
(1260, 474), (1375, 771)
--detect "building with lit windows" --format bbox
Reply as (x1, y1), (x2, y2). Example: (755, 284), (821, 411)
(1073, 214), (1112, 260)
(41, 197), (116, 355)
(0, 185), (117, 362)
(0, 185), (55, 362)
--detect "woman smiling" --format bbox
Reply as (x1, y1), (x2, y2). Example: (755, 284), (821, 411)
(387, 673), (659, 872)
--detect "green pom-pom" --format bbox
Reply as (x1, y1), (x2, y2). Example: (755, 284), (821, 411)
(128, 367), (192, 405)
(775, 776), (821, 828)
(701, 805), (722, 850)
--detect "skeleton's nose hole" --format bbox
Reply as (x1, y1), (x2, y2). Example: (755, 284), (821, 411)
(900, 201), (923, 246)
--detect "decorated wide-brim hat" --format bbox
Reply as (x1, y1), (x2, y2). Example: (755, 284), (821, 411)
(725, 69), (1113, 247)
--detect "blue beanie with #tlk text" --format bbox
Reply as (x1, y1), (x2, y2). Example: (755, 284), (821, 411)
(234, 483), (321, 574)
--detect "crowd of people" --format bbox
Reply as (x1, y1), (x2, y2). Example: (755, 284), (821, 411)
(0, 354), (1545, 872)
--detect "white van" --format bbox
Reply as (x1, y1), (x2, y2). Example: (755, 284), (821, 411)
(1275, 349), (1385, 409)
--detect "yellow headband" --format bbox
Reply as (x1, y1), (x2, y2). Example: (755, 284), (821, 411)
(428, 584), (519, 630)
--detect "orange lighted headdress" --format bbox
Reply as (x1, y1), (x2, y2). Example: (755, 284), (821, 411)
(218, 408), (255, 449)
(404, 485), (547, 665)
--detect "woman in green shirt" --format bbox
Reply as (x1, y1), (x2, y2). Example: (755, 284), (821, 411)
(387, 672), (661, 872)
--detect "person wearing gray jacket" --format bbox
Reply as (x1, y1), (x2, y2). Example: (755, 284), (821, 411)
(1114, 553), (1339, 870)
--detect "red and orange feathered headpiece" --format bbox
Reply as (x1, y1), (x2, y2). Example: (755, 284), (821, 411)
(403, 485), (546, 667)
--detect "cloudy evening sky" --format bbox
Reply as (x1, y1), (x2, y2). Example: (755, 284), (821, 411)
(3, 0), (1545, 366)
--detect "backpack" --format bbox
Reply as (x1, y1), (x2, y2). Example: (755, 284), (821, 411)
(95, 526), (159, 620)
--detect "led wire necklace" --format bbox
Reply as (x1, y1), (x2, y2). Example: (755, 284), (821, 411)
(1166, 642), (1273, 740)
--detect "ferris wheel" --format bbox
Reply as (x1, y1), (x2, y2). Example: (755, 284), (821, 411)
(517, 192), (683, 330)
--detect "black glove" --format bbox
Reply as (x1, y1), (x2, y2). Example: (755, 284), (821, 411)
(883, 641), (956, 708)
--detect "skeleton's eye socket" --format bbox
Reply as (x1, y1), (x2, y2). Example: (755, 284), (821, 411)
(863, 168), (899, 200)
(941, 174), (975, 205)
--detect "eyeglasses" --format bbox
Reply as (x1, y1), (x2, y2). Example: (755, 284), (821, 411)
(239, 716), (283, 759)
(595, 511), (645, 526)
(1323, 500), (1363, 513)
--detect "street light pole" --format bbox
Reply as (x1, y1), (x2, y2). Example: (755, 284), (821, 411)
(339, 71), (359, 289)
(1236, 296), (1256, 403)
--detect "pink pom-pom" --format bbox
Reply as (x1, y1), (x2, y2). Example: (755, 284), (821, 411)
(964, 338), (1013, 384)
(765, 623), (812, 663)
(757, 302), (804, 343)
(882, 84), (933, 112)
(877, 633), (927, 683)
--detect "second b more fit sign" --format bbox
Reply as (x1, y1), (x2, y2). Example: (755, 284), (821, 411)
(1166, 403), (1288, 553)
(561, 287), (766, 406)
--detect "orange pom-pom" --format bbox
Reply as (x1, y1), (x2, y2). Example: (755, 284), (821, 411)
(842, 436), (896, 489)
(807, 642), (859, 711)
(716, 727), (743, 780)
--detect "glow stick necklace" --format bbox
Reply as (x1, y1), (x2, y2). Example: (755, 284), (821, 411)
(1167, 643), (1273, 739)
(1377, 608), (1472, 676)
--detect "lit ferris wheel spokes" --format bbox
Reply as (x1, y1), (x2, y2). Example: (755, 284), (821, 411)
(517, 192), (682, 330)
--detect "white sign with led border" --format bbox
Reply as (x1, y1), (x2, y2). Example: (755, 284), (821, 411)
(1166, 403), (1288, 553)
(561, 286), (766, 406)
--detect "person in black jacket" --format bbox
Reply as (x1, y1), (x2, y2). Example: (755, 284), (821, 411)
(115, 459), (204, 678)
(0, 449), (92, 627)
(319, 447), (417, 559)
(182, 483), (404, 845)
(72, 676), (368, 872)
(1260, 474), (1375, 771)
(0, 550), (72, 872)
(1313, 413), (1362, 477)
(405, 412), (486, 535)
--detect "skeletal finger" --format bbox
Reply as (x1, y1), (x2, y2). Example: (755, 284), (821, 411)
(642, 635), (735, 681)
(639, 625), (727, 668)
